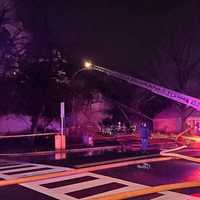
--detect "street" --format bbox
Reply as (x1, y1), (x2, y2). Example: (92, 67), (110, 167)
(0, 148), (200, 199)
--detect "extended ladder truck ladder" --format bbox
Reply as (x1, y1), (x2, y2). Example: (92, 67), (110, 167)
(91, 64), (200, 111)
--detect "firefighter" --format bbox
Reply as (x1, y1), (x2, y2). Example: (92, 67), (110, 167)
(139, 122), (151, 153)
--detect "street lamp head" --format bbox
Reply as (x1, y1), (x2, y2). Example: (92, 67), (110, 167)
(84, 60), (93, 69)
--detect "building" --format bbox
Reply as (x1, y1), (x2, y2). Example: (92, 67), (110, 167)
(153, 106), (200, 134)
(153, 107), (182, 133)
(185, 111), (200, 134)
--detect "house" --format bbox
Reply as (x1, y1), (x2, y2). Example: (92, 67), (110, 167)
(153, 107), (182, 133)
(153, 106), (200, 133)
(185, 111), (200, 134)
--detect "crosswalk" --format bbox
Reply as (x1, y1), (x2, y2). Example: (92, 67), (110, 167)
(0, 159), (199, 200)
(0, 160), (68, 180)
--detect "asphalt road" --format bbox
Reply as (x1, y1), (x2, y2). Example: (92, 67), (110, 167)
(0, 149), (200, 199)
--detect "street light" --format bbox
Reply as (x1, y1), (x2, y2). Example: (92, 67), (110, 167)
(84, 60), (93, 69)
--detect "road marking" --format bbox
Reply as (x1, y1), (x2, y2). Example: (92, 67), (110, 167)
(21, 171), (200, 200)
(4, 167), (53, 175)
(0, 164), (35, 171)
(89, 180), (200, 200)
(22, 172), (147, 200)
(0, 161), (69, 180)
(40, 175), (99, 188)
(0, 156), (174, 187)
(0, 159), (199, 199)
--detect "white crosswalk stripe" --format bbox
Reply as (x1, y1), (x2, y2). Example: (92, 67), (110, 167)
(0, 159), (69, 180)
(22, 172), (147, 200)
(0, 159), (199, 199)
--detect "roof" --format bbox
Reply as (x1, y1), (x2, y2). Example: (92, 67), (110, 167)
(154, 107), (181, 119)
(154, 106), (200, 119)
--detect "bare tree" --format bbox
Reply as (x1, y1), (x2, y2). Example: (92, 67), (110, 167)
(147, 11), (200, 129)
(0, 0), (31, 76)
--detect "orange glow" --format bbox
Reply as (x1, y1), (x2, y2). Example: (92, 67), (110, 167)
(182, 135), (200, 142)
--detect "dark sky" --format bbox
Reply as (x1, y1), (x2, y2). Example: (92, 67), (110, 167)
(16, 0), (199, 74)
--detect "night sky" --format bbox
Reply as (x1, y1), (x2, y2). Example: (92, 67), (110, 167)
(16, 0), (199, 75)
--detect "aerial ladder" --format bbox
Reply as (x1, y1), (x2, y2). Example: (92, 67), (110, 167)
(90, 64), (200, 111)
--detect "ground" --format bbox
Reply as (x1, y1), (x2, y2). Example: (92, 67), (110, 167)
(0, 146), (200, 199)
